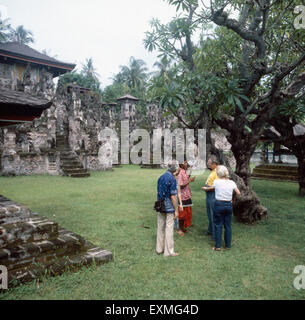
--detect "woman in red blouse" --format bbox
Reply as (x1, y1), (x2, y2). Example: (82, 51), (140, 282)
(177, 161), (196, 235)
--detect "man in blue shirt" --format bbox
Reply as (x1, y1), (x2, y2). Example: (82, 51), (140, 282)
(156, 161), (180, 257)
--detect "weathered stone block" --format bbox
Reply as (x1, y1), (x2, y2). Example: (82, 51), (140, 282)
(0, 196), (112, 288)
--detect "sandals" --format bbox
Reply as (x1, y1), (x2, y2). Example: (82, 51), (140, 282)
(164, 252), (179, 257)
(212, 247), (231, 251)
(170, 252), (179, 257)
(176, 230), (185, 236)
(212, 247), (221, 251)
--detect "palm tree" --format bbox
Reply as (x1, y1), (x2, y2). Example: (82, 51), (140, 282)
(10, 25), (34, 44)
(111, 71), (126, 84)
(152, 56), (171, 79)
(0, 13), (12, 42)
(81, 58), (99, 79)
(119, 56), (148, 90)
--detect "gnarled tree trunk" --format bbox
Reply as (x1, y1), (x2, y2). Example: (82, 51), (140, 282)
(210, 133), (268, 224)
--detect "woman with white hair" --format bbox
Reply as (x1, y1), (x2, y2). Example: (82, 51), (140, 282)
(203, 165), (240, 251)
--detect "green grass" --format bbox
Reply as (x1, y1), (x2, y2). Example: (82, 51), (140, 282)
(0, 165), (304, 300)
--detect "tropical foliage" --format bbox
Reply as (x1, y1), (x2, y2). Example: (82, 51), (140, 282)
(103, 56), (150, 105)
(0, 12), (12, 42)
(9, 25), (34, 44)
(57, 58), (102, 96)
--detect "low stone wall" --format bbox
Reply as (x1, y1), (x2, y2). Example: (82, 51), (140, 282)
(0, 195), (113, 287)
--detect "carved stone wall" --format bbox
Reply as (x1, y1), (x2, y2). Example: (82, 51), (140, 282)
(0, 84), (111, 175)
(0, 78), (234, 174)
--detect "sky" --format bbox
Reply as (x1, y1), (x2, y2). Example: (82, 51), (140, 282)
(0, 0), (178, 88)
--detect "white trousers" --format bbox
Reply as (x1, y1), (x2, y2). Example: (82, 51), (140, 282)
(156, 212), (175, 256)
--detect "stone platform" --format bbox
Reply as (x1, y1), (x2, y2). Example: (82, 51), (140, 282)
(251, 164), (299, 182)
(0, 195), (112, 287)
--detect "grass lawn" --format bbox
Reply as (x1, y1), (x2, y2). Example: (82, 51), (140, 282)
(0, 165), (304, 300)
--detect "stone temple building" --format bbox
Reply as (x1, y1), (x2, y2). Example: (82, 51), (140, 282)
(0, 42), (114, 177)
(0, 43), (113, 288)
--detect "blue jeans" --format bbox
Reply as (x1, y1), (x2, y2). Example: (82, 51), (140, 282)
(206, 191), (215, 237)
(214, 200), (233, 249)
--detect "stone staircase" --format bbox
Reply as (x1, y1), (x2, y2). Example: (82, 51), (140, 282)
(251, 164), (299, 182)
(56, 134), (90, 178)
(0, 195), (113, 287)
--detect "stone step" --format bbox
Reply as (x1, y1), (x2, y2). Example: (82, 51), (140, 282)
(60, 153), (78, 157)
(70, 173), (90, 178)
(60, 159), (82, 165)
(60, 149), (77, 157)
(60, 153), (80, 158)
(57, 150), (70, 153)
(61, 167), (85, 172)
(255, 164), (298, 170)
(0, 228), (86, 271)
(7, 243), (113, 286)
(0, 215), (59, 249)
(60, 156), (81, 160)
(0, 196), (112, 288)
(63, 169), (88, 174)
(253, 168), (299, 176)
(0, 198), (32, 225)
(251, 173), (299, 182)
(58, 149), (89, 178)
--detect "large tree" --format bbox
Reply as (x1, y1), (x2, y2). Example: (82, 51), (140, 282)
(81, 58), (100, 79)
(0, 13), (12, 42)
(57, 58), (102, 96)
(144, 0), (305, 223)
(103, 56), (150, 113)
(10, 25), (34, 44)
(117, 56), (149, 94)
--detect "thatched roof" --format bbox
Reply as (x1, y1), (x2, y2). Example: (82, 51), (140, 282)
(0, 87), (52, 108)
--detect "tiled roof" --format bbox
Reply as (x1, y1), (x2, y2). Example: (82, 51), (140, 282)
(0, 42), (75, 70)
(117, 94), (139, 101)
